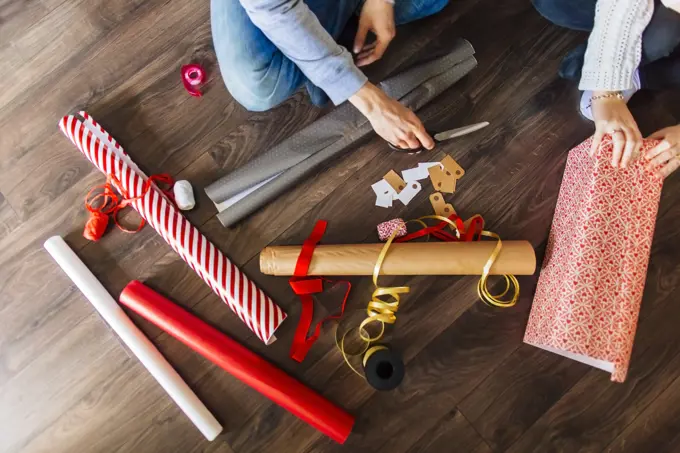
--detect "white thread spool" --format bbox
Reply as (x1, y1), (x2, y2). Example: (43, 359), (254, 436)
(173, 180), (195, 211)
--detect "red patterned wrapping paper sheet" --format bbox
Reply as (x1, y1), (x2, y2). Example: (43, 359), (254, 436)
(524, 136), (663, 382)
(59, 112), (286, 344)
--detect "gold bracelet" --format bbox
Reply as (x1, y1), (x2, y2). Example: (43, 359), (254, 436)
(590, 91), (624, 102)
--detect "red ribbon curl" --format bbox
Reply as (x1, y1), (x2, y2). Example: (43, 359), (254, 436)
(83, 174), (174, 241)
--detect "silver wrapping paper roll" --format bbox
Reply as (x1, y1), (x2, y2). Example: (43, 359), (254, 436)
(205, 39), (477, 227)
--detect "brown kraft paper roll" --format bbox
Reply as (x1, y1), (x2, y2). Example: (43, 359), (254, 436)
(260, 241), (536, 276)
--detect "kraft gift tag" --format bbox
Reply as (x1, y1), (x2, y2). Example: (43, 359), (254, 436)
(441, 155), (465, 179)
(384, 170), (407, 193)
(428, 166), (456, 193)
(428, 155), (464, 193)
(429, 192), (456, 217)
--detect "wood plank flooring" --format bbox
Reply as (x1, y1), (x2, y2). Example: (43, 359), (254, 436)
(2, 0), (680, 452)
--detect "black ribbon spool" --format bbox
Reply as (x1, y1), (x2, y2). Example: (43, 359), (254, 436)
(363, 346), (405, 391)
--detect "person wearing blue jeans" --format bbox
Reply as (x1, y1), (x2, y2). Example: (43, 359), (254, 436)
(211, 0), (448, 151)
(533, 0), (680, 178)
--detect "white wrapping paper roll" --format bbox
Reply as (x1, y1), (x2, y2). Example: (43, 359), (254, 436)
(43, 236), (222, 441)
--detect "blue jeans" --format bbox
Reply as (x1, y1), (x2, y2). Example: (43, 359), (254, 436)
(211, 0), (449, 111)
(532, 0), (680, 88)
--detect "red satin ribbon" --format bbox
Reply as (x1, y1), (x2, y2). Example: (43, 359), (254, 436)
(395, 213), (484, 243)
(83, 174), (174, 241)
(181, 64), (205, 97)
(289, 220), (351, 363)
(288, 214), (482, 360)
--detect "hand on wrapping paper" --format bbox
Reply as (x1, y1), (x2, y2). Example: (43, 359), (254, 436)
(354, 0), (396, 67)
(590, 94), (643, 169)
(349, 82), (435, 151)
(646, 124), (680, 178)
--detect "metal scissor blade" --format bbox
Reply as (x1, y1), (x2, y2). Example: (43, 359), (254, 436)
(434, 121), (490, 142)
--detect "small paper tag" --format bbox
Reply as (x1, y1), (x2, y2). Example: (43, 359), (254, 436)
(383, 170), (407, 193)
(428, 166), (456, 193)
(463, 213), (485, 231)
(396, 181), (422, 205)
(401, 162), (443, 182)
(375, 193), (394, 208)
(372, 179), (397, 208)
(429, 192), (456, 217)
(441, 155), (465, 180)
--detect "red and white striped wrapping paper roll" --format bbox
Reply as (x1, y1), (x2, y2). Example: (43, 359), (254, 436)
(58, 111), (286, 344)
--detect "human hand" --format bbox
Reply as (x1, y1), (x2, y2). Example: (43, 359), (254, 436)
(590, 92), (643, 168)
(349, 82), (434, 150)
(645, 124), (680, 178)
(354, 0), (396, 67)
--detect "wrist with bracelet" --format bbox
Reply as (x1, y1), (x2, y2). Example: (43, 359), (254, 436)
(591, 91), (624, 102)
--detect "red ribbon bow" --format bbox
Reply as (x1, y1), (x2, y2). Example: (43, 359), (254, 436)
(83, 174), (174, 241)
(289, 220), (351, 363)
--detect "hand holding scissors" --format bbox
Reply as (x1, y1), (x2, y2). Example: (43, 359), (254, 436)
(388, 121), (490, 154)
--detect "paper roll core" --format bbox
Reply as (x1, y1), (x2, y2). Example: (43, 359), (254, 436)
(260, 241), (536, 276)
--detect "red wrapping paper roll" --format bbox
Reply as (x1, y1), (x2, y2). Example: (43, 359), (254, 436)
(119, 281), (354, 443)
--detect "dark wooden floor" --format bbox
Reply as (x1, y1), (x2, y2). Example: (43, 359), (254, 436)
(2, 0), (680, 452)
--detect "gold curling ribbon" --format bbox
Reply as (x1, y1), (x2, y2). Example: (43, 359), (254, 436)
(408, 215), (519, 308)
(336, 215), (519, 377)
(363, 345), (388, 366)
(477, 230), (519, 308)
(336, 228), (408, 377)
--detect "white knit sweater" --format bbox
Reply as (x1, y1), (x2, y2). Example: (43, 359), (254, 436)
(579, 0), (654, 91)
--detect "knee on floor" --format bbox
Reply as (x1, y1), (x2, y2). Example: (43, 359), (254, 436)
(224, 76), (291, 112)
(424, 0), (449, 16)
(532, 0), (577, 28)
(643, 35), (680, 64)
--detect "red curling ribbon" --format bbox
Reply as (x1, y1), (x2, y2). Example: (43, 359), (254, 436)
(395, 213), (484, 243)
(83, 174), (175, 241)
(289, 220), (351, 363)
(181, 64), (205, 97)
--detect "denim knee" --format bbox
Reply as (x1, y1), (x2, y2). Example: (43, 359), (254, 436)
(532, 0), (595, 31)
(641, 9), (680, 64)
(643, 39), (677, 64)
(226, 78), (293, 112)
(395, 0), (448, 25)
(422, 0), (449, 17)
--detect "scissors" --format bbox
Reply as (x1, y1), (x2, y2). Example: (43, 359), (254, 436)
(388, 121), (490, 153)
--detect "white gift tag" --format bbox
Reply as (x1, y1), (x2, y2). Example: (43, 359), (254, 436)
(372, 179), (397, 208)
(375, 193), (394, 208)
(396, 181), (422, 205)
(401, 162), (443, 182)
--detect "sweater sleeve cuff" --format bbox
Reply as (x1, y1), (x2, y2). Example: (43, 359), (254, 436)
(321, 65), (368, 105)
(578, 69), (635, 91)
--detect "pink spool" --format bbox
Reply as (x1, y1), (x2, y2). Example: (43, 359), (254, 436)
(181, 64), (205, 97)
